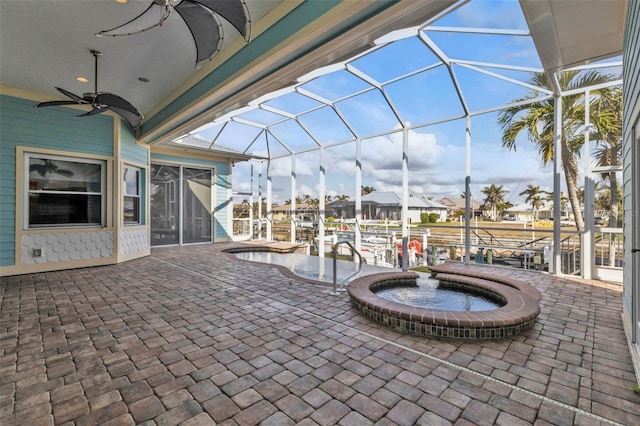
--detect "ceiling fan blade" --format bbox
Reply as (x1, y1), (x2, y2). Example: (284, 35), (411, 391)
(96, 2), (169, 37)
(35, 100), (82, 108)
(188, 0), (250, 39)
(56, 87), (87, 103)
(37, 51), (142, 128)
(96, 93), (144, 128)
(174, 1), (223, 65)
(36, 87), (89, 108)
(106, 106), (144, 129)
(76, 107), (105, 118)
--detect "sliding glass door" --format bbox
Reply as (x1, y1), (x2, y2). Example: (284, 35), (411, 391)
(150, 164), (213, 246)
(182, 167), (213, 244)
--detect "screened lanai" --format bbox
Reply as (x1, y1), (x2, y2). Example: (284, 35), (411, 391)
(163, 0), (624, 279)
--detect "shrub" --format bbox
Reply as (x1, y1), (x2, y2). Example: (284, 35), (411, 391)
(429, 213), (438, 223)
(326, 216), (334, 222)
(420, 213), (429, 224)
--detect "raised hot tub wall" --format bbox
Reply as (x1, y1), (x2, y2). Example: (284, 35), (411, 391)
(347, 271), (540, 340)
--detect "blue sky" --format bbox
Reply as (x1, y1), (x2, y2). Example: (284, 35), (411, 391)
(218, 0), (621, 207)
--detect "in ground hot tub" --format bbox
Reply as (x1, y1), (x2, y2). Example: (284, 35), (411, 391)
(347, 267), (540, 340)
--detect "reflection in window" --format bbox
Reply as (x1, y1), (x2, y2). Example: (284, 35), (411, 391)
(124, 165), (141, 225)
(26, 154), (105, 228)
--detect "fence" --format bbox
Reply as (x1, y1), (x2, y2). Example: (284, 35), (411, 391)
(230, 218), (623, 280)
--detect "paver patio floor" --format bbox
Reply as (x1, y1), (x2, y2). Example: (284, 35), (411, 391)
(1, 243), (639, 425)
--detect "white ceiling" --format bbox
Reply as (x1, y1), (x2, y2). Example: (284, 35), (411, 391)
(0, 0), (280, 116)
(520, 0), (627, 75)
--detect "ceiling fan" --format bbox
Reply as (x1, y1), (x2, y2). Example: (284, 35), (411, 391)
(36, 50), (143, 128)
(96, 0), (251, 66)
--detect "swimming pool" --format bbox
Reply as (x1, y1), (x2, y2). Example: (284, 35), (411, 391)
(234, 251), (387, 284)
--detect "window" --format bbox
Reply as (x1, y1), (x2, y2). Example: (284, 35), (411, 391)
(123, 165), (141, 224)
(26, 154), (105, 228)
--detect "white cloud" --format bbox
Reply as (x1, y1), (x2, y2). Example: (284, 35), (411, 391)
(232, 127), (558, 205)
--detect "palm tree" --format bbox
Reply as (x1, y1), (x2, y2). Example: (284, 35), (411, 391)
(481, 184), (509, 220)
(545, 191), (569, 220)
(498, 70), (615, 231)
(519, 185), (548, 221)
(361, 185), (375, 195)
(496, 200), (514, 218)
(591, 86), (622, 228)
(334, 194), (350, 202)
(302, 194), (313, 205)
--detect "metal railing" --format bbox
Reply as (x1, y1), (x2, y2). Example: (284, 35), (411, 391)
(559, 233), (581, 275)
(233, 218), (622, 280)
(231, 218), (252, 240)
(330, 240), (362, 295)
(594, 227), (624, 268)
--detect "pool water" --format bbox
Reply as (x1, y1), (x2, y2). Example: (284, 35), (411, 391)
(374, 277), (501, 312)
(234, 251), (385, 283)
(236, 252), (501, 312)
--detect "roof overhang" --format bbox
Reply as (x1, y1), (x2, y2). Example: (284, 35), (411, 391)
(520, 0), (626, 84)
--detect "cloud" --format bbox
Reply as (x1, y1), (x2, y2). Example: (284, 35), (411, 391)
(232, 124), (558, 205)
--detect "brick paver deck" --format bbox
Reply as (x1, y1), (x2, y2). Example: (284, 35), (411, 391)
(1, 243), (639, 425)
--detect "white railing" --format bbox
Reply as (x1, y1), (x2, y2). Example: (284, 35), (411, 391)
(594, 227), (623, 282)
(559, 232), (581, 275)
(232, 218), (252, 241)
(234, 218), (623, 282)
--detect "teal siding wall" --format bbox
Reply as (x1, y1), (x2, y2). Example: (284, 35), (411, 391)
(120, 122), (148, 165)
(215, 162), (230, 240)
(623, 0), (640, 328)
(151, 153), (230, 239)
(0, 94), (114, 267)
(120, 122), (148, 225)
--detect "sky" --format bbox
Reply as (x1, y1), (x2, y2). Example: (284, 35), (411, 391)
(202, 0), (622, 207)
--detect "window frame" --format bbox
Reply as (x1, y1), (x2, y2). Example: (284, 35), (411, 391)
(123, 164), (141, 225)
(24, 152), (106, 229)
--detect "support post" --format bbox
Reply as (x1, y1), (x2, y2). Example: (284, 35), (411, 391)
(582, 90), (594, 279)
(465, 115), (471, 264)
(319, 147), (326, 258)
(249, 161), (254, 240)
(290, 155), (296, 244)
(553, 95), (563, 275)
(266, 159), (272, 241)
(258, 161), (263, 239)
(402, 128), (409, 271)
(355, 139), (362, 256)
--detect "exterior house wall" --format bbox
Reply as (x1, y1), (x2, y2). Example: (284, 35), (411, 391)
(0, 91), (234, 276)
(327, 203), (446, 223)
(406, 208), (448, 223)
(150, 151), (231, 242)
(0, 92), (118, 275)
(623, 0), (640, 371)
(118, 121), (151, 262)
